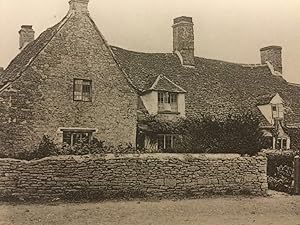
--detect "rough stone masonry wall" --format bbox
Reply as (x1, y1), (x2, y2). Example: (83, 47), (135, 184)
(0, 11), (138, 157)
(0, 154), (268, 200)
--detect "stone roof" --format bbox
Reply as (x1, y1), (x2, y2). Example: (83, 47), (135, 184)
(111, 46), (300, 125)
(0, 15), (71, 88)
(256, 93), (277, 106)
(2, 11), (300, 127)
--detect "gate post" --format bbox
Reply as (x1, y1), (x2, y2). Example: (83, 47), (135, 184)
(295, 156), (300, 195)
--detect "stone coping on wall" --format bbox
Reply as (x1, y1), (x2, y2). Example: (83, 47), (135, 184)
(0, 153), (266, 163)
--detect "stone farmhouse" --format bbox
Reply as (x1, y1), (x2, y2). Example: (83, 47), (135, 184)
(0, 0), (300, 156)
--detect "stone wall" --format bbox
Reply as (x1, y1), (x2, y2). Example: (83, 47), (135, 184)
(0, 10), (137, 157)
(0, 154), (267, 200)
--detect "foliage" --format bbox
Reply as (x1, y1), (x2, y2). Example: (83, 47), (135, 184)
(266, 151), (297, 194)
(268, 165), (294, 193)
(286, 128), (300, 151)
(5, 135), (140, 160)
(28, 135), (59, 160)
(139, 112), (264, 155)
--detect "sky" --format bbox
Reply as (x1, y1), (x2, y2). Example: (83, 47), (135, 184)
(0, 0), (300, 83)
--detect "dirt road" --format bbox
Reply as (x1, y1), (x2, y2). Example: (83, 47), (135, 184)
(0, 194), (299, 225)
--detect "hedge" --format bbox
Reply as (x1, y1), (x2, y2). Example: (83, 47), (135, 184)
(265, 150), (299, 194)
(139, 112), (265, 155)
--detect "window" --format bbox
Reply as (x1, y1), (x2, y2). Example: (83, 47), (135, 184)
(73, 79), (92, 102)
(157, 134), (176, 150)
(272, 104), (284, 119)
(62, 130), (94, 146)
(275, 137), (288, 150)
(158, 92), (178, 112)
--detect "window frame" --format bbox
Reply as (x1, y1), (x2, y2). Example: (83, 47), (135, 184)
(62, 129), (96, 146)
(275, 137), (288, 150)
(157, 91), (178, 113)
(73, 78), (92, 102)
(271, 103), (284, 120)
(157, 134), (176, 150)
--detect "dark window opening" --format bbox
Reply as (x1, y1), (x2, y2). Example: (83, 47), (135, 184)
(73, 79), (92, 102)
(275, 137), (288, 150)
(157, 134), (176, 150)
(63, 131), (93, 146)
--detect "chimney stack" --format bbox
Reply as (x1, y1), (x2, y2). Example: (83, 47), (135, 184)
(19, 25), (35, 50)
(69, 0), (89, 13)
(173, 16), (195, 67)
(260, 46), (282, 74)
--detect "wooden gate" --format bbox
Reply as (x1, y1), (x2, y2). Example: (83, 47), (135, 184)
(295, 156), (300, 195)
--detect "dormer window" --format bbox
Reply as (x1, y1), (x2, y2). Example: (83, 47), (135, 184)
(272, 104), (284, 120)
(158, 92), (178, 113)
(275, 137), (289, 150)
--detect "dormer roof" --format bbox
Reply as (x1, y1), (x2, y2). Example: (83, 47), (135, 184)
(148, 75), (186, 93)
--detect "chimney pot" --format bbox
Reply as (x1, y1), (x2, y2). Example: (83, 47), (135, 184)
(260, 45), (282, 74)
(69, 0), (90, 13)
(173, 16), (195, 67)
(19, 25), (35, 50)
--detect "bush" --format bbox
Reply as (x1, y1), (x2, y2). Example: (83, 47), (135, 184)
(139, 112), (264, 155)
(28, 135), (59, 160)
(265, 151), (297, 194)
(7, 136), (140, 160)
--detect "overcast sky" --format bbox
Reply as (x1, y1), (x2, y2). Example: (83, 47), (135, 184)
(1, 0), (299, 83)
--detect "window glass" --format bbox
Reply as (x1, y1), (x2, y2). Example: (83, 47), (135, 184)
(63, 131), (92, 146)
(157, 92), (178, 112)
(169, 93), (177, 104)
(157, 135), (175, 150)
(165, 135), (173, 149)
(63, 132), (72, 145)
(158, 92), (164, 104)
(158, 135), (165, 150)
(282, 138), (287, 149)
(74, 79), (92, 102)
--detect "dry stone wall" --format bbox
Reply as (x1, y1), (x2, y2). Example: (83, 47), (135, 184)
(0, 154), (267, 200)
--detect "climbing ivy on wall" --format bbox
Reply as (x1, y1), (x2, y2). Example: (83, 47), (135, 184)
(138, 112), (265, 155)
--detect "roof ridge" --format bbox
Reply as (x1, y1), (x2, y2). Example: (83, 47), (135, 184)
(111, 46), (270, 68)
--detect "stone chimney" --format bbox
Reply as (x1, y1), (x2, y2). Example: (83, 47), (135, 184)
(0, 67), (4, 76)
(173, 16), (195, 67)
(69, 0), (89, 13)
(19, 25), (35, 50)
(260, 46), (282, 74)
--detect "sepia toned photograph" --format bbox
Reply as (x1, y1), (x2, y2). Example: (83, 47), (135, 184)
(0, 0), (299, 224)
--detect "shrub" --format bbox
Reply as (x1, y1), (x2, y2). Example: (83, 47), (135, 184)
(139, 112), (264, 155)
(265, 151), (297, 194)
(7, 136), (140, 160)
(29, 135), (59, 160)
(59, 138), (106, 156)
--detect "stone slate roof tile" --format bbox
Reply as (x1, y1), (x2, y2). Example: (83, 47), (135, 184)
(2, 13), (300, 127)
(256, 93), (277, 106)
(0, 14), (71, 87)
(111, 46), (300, 125)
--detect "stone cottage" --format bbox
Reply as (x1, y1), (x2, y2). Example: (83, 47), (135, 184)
(0, 0), (138, 157)
(1, 0), (300, 156)
(111, 18), (300, 151)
